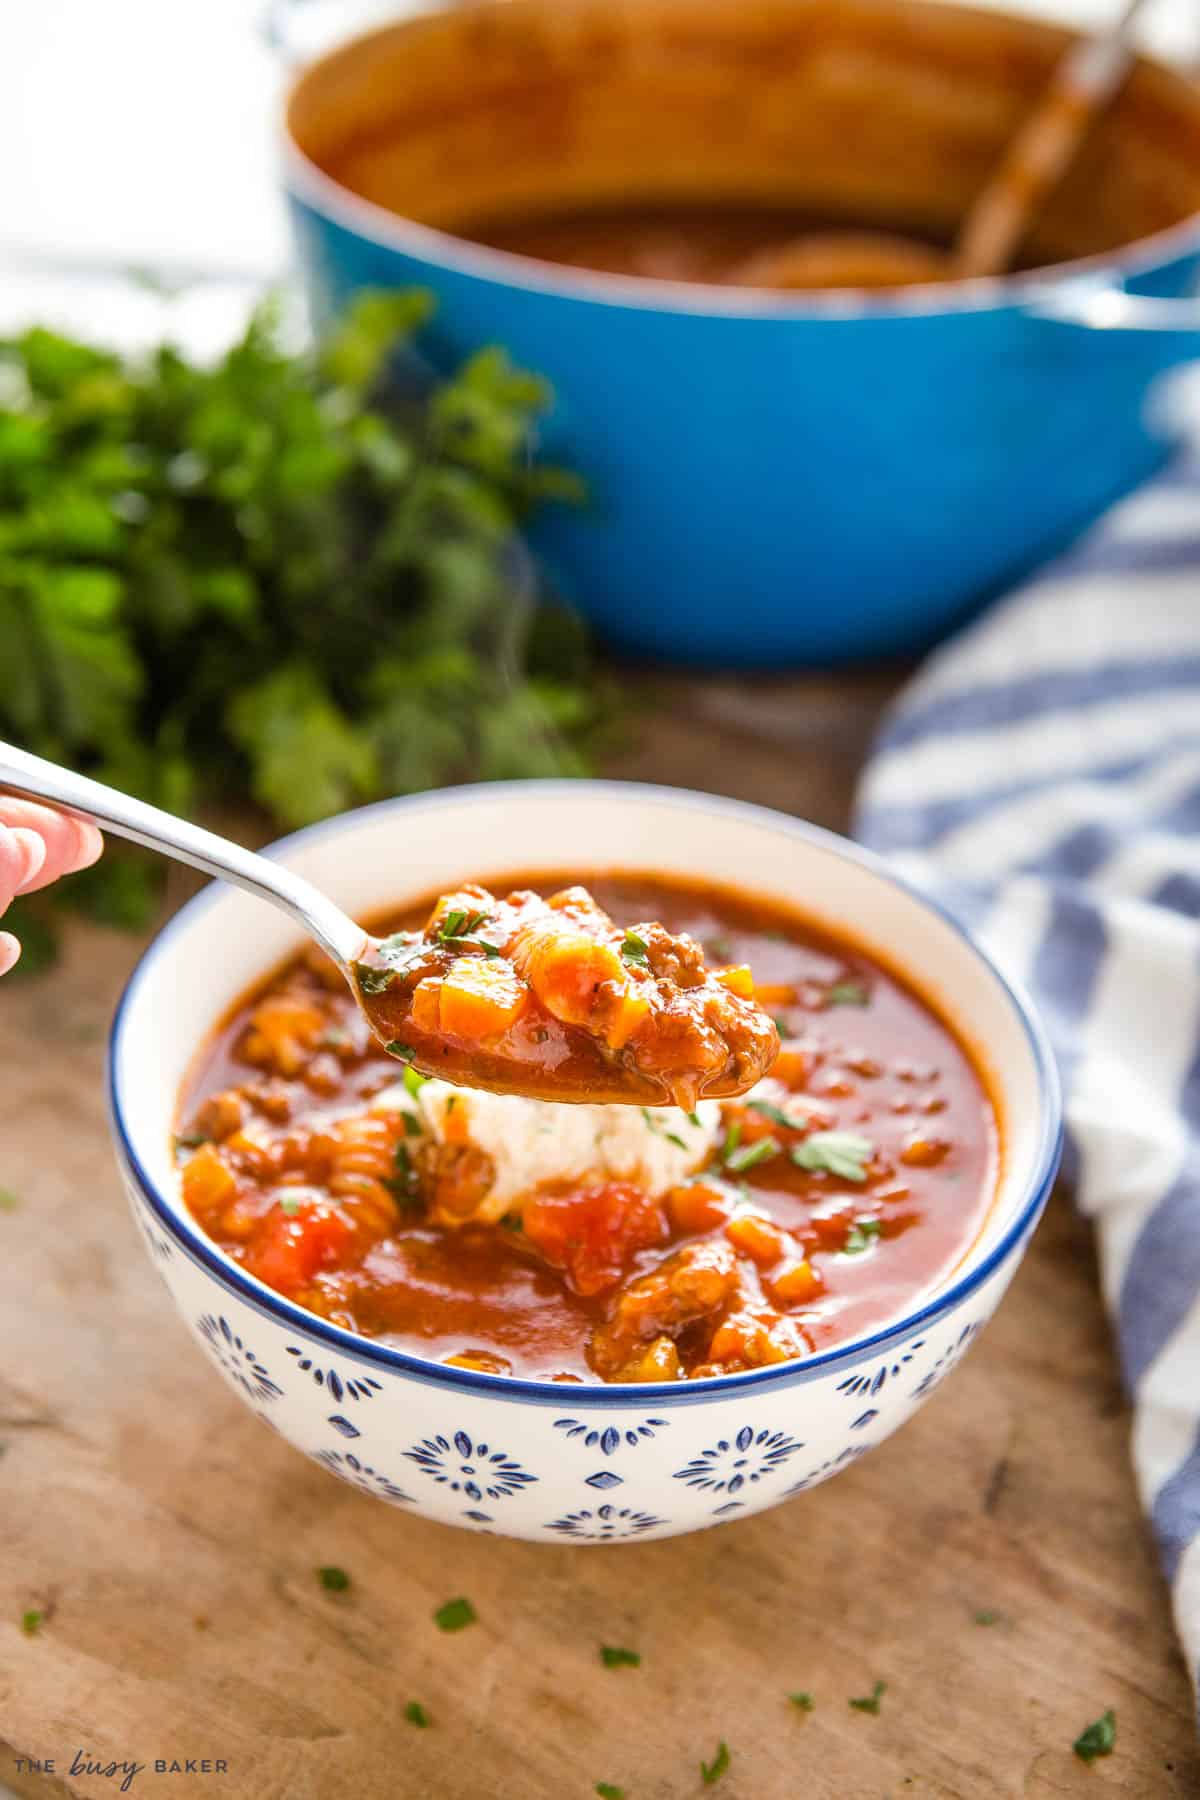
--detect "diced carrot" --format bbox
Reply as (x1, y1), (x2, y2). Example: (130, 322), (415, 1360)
(666, 1183), (733, 1234)
(615, 1336), (681, 1382)
(513, 924), (626, 1026)
(436, 958), (527, 1039)
(411, 978), (442, 1033)
(754, 983), (796, 1007)
(181, 1142), (237, 1216)
(770, 1047), (813, 1087)
(900, 1135), (951, 1168)
(768, 1258), (824, 1306)
(714, 964), (755, 999)
(724, 1211), (791, 1267)
(605, 986), (652, 1049)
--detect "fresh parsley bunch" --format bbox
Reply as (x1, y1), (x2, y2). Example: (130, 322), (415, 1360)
(0, 291), (603, 968)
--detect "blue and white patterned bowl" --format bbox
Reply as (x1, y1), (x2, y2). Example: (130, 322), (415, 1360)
(108, 782), (1062, 1543)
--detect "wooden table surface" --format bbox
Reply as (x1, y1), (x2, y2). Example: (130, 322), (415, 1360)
(2, 672), (1197, 1799)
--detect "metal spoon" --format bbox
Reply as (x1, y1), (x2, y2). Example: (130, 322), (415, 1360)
(732, 0), (1151, 293)
(0, 738), (775, 1106)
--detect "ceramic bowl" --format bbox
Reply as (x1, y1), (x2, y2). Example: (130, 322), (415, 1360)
(109, 782), (1061, 1543)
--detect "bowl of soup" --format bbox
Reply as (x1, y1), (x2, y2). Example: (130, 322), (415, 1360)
(282, 0), (1200, 667)
(109, 783), (1061, 1541)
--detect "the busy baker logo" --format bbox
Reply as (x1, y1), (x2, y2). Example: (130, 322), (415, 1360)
(12, 1751), (230, 1791)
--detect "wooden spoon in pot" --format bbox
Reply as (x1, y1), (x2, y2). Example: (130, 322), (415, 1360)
(732, 0), (1151, 292)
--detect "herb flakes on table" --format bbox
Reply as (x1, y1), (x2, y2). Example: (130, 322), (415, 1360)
(599, 1646), (641, 1669)
(1073, 1708), (1117, 1762)
(700, 1742), (730, 1784)
(316, 1566), (350, 1592)
(404, 1702), (431, 1729)
(849, 1680), (886, 1714)
(434, 1596), (476, 1632)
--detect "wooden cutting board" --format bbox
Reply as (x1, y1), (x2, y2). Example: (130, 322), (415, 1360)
(1, 671), (1196, 1799)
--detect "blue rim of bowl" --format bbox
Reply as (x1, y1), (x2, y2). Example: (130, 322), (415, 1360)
(108, 779), (1064, 1406)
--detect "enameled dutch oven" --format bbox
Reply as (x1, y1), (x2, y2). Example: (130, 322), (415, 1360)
(282, 0), (1200, 667)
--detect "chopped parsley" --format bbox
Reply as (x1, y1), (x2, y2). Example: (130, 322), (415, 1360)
(434, 1596), (476, 1632)
(720, 1122), (742, 1162)
(355, 961), (396, 996)
(842, 1218), (882, 1255)
(725, 1136), (781, 1174)
(595, 1786), (625, 1799)
(401, 1112), (423, 1138)
(700, 1741), (730, 1784)
(746, 1097), (811, 1131)
(600, 1646), (641, 1668)
(404, 1701), (431, 1728)
(437, 908), (501, 955)
(21, 1610), (42, 1636)
(280, 1194), (302, 1217)
(403, 1064), (429, 1099)
(1073, 1709), (1116, 1762)
(620, 928), (649, 968)
(793, 1131), (873, 1183)
(827, 981), (869, 1007)
(388, 1142), (422, 1207)
(640, 1107), (687, 1152)
(849, 1680), (886, 1714)
(788, 1691), (815, 1712)
(973, 1609), (1000, 1627)
(317, 1566), (350, 1592)
(385, 1040), (416, 1062)
(0, 1188), (20, 1212)
(686, 1109), (702, 1128)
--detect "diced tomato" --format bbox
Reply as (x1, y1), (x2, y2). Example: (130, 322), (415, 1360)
(523, 1182), (668, 1297)
(243, 1198), (356, 1298)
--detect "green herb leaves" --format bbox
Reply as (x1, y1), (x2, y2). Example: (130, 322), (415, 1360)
(317, 1566), (350, 1592)
(21, 1610), (42, 1636)
(355, 962), (396, 996)
(724, 1136), (780, 1175)
(700, 1741), (731, 1784)
(848, 1680), (886, 1714)
(788, 1691), (815, 1712)
(1073, 1709), (1116, 1762)
(434, 1596), (476, 1632)
(404, 1702), (431, 1729)
(437, 909), (500, 955)
(595, 1785), (625, 1799)
(0, 294), (600, 973)
(600, 1646), (641, 1669)
(842, 1218), (882, 1255)
(827, 981), (869, 1007)
(620, 929), (649, 969)
(792, 1131), (873, 1183)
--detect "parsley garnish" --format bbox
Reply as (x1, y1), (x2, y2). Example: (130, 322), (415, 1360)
(1073, 1709), (1116, 1762)
(388, 1142), (422, 1207)
(842, 1218), (882, 1255)
(402, 1112), (423, 1138)
(639, 1107), (689, 1153)
(434, 1596), (476, 1632)
(385, 1040), (415, 1062)
(720, 1122), (742, 1161)
(849, 1680), (886, 1714)
(600, 1646), (641, 1668)
(788, 1691), (815, 1712)
(725, 1136), (780, 1174)
(827, 981), (869, 1007)
(404, 1701), (431, 1728)
(21, 1610), (42, 1636)
(280, 1194), (302, 1217)
(355, 961), (395, 996)
(317, 1566), (350, 1592)
(686, 1109), (702, 1128)
(595, 1786), (624, 1799)
(700, 1741), (730, 1784)
(437, 909), (501, 955)
(793, 1131), (873, 1183)
(746, 1097), (811, 1130)
(403, 1064), (428, 1098)
(0, 1188), (20, 1212)
(620, 929), (649, 968)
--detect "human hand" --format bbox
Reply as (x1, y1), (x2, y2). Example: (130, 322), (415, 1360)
(0, 800), (103, 975)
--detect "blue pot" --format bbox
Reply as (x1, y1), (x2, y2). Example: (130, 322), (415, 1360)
(282, 8), (1200, 669)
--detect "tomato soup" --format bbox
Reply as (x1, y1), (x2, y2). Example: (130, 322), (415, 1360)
(177, 874), (998, 1384)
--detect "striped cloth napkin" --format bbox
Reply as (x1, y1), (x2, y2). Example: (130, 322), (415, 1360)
(855, 451), (1200, 1720)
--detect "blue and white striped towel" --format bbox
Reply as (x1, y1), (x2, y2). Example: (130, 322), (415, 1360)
(855, 454), (1200, 1718)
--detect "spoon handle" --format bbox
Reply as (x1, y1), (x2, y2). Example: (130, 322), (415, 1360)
(0, 738), (368, 970)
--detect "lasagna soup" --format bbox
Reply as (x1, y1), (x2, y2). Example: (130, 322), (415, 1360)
(177, 874), (998, 1384)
